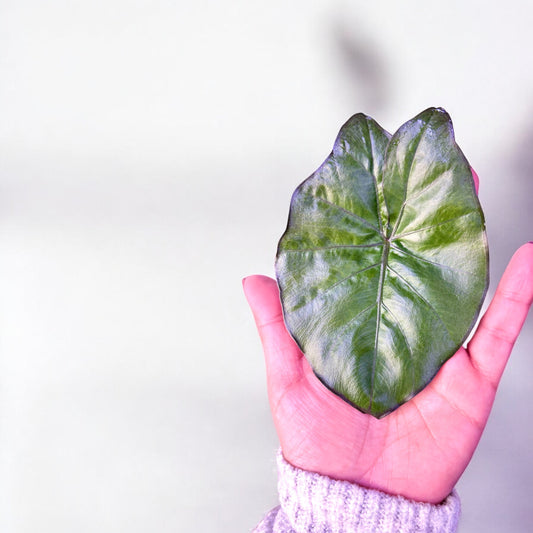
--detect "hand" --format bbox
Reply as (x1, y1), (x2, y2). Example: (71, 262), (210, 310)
(243, 184), (533, 504)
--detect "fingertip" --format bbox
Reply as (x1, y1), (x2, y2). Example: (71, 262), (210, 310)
(510, 241), (533, 266)
(491, 243), (533, 303)
(242, 274), (277, 300)
(242, 274), (283, 325)
(471, 168), (479, 194)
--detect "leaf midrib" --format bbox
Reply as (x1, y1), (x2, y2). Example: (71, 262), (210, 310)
(370, 238), (390, 413)
(368, 121), (430, 413)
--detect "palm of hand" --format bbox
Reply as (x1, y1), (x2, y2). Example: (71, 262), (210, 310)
(244, 243), (533, 504)
(270, 337), (490, 504)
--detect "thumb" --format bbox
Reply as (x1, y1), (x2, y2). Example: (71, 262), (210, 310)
(242, 275), (304, 391)
(468, 242), (533, 388)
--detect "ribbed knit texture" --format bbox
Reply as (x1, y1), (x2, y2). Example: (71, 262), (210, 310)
(253, 450), (460, 533)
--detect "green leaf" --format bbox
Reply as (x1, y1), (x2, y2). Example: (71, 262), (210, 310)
(275, 108), (489, 418)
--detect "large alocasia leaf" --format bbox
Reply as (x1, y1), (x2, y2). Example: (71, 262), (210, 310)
(275, 107), (489, 418)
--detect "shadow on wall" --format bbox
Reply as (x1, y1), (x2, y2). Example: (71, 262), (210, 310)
(485, 111), (533, 280)
(329, 13), (390, 115)
(509, 117), (533, 246)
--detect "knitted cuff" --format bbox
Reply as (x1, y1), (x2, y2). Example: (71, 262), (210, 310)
(276, 450), (460, 533)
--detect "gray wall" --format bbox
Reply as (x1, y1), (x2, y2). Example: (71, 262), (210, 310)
(0, 1), (532, 531)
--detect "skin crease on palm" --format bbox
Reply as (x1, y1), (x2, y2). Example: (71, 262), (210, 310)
(243, 170), (533, 504)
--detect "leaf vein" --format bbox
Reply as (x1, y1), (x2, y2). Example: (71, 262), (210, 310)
(390, 120), (431, 237)
(389, 244), (455, 271)
(392, 211), (475, 240)
(328, 302), (377, 358)
(389, 170), (450, 227)
(281, 242), (383, 253)
(386, 264), (453, 341)
(382, 302), (415, 393)
(321, 262), (381, 295)
(303, 193), (381, 234)
(363, 118), (386, 238)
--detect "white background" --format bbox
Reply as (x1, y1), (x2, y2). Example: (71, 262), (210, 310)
(0, 1), (532, 531)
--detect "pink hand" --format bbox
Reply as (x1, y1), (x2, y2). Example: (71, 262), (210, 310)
(244, 226), (532, 503)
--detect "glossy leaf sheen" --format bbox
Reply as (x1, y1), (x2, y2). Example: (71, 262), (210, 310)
(275, 108), (489, 418)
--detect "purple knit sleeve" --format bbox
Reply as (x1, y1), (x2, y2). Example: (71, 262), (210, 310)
(252, 450), (460, 533)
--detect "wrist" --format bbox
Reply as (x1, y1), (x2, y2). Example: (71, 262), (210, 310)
(277, 449), (461, 532)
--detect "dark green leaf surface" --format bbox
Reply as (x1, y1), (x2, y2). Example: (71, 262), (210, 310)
(275, 108), (489, 418)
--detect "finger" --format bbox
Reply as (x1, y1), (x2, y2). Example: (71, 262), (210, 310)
(242, 275), (304, 389)
(471, 168), (479, 194)
(468, 242), (533, 388)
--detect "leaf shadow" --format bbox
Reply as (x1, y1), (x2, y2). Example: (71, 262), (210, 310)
(484, 113), (533, 281)
(328, 12), (390, 114)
